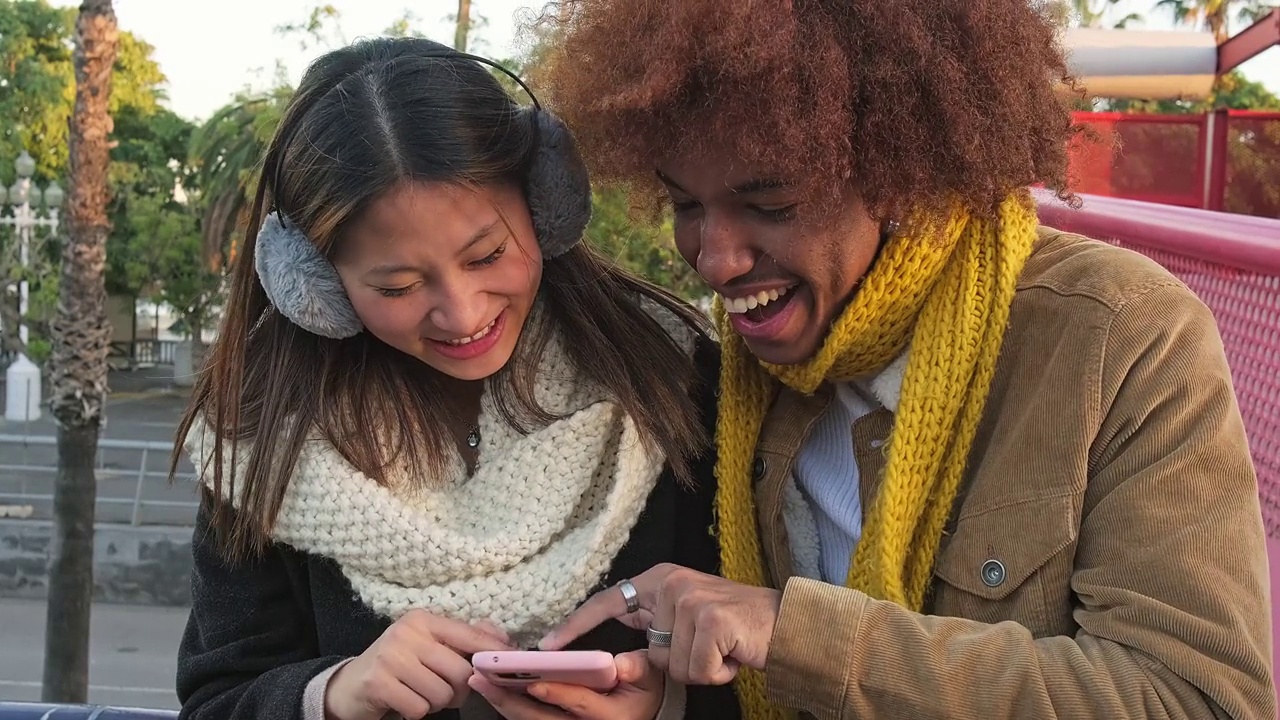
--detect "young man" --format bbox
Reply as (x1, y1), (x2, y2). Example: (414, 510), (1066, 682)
(532, 1), (1275, 719)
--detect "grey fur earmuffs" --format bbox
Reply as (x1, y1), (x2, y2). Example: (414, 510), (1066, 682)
(253, 53), (592, 340)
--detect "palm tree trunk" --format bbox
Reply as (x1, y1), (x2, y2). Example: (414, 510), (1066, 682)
(454, 0), (471, 52)
(41, 0), (116, 703)
(1208, 11), (1228, 43)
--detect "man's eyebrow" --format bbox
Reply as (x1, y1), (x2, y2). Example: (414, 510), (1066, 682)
(655, 171), (789, 196)
(730, 178), (789, 195)
(655, 169), (685, 193)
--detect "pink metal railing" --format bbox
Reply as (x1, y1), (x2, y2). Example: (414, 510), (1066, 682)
(1036, 189), (1280, 696)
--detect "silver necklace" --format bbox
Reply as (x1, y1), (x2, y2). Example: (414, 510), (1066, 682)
(465, 422), (481, 449)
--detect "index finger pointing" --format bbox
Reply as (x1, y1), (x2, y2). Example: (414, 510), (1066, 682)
(539, 586), (634, 650)
(539, 567), (671, 650)
(424, 615), (515, 655)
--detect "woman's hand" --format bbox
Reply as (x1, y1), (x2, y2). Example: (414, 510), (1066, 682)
(324, 609), (512, 720)
(468, 650), (665, 720)
(540, 564), (782, 686)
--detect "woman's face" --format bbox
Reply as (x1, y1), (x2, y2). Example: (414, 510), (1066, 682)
(334, 181), (543, 382)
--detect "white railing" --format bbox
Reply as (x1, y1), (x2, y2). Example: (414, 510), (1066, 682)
(0, 434), (198, 526)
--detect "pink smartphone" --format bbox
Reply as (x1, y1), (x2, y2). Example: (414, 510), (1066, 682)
(472, 650), (618, 692)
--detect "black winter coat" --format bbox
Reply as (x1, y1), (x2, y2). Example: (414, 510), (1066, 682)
(175, 338), (743, 720)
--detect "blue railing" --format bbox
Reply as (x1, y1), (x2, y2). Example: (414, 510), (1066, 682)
(0, 702), (177, 719)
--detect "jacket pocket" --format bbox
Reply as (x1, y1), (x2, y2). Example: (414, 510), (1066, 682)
(930, 493), (1079, 636)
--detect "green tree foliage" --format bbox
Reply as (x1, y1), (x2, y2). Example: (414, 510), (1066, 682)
(0, 1), (166, 184)
(0, 0), (73, 182)
(116, 192), (219, 345)
(586, 189), (703, 300)
(0, 0), (191, 354)
(274, 3), (345, 51)
(107, 105), (196, 296)
(384, 10), (425, 38)
(1106, 70), (1280, 113)
(188, 84), (291, 266)
(1154, 0), (1275, 42)
(1069, 0), (1144, 28)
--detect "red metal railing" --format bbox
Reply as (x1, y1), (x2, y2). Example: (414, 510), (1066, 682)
(1069, 110), (1280, 219)
(1036, 189), (1280, 698)
(1068, 112), (1207, 208)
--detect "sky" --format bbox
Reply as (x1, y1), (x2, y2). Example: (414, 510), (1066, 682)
(47, 0), (1280, 123)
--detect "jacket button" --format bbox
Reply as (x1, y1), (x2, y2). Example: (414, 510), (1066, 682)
(752, 457), (767, 481)
(981, 559), (1006, 587)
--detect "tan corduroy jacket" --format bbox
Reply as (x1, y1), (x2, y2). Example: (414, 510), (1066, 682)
(755, 229), (1275, 719)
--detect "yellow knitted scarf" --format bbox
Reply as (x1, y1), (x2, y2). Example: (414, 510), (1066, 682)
(713, 194), (1039, 720)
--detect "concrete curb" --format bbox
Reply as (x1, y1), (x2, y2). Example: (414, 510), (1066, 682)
(0, 519), (192, 607)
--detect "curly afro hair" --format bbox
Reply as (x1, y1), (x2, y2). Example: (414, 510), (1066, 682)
(538, 0), (1083, 225)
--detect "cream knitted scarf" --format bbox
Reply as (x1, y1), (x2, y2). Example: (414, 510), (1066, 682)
(186, 308), (694, 647)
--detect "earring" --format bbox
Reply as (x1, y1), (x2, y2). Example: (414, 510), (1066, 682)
(884, 219), (901, 237)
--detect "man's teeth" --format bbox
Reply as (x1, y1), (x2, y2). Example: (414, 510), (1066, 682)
(446, 319), (497, 346)
(720, 286), (794, 314)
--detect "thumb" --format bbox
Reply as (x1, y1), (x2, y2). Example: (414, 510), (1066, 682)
(615, 650), (655, 685)
(708, 658), (742, 685)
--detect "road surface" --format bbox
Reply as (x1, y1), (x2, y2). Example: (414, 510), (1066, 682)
(0, 598), (186, 710)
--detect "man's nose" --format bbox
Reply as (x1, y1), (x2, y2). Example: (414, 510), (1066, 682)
(695, 213), (755, 289)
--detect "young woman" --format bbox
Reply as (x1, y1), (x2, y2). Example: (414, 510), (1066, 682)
(535, 1), (1274, 719)
(173, 37), (733, 720)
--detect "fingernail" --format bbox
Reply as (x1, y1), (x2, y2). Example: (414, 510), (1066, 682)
(616, 654), (636, 677)
(537, 634), (555, 650)
(527, 684), (548, 699)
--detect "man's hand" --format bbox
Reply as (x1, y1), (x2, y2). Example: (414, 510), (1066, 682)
(539, 564), (783, 685)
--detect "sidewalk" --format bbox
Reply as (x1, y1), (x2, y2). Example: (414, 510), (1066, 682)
(0, 597), (185, 709)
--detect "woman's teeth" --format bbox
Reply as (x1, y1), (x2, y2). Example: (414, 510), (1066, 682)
(445, 319), (496, 346)
(720, 286), (795, 314)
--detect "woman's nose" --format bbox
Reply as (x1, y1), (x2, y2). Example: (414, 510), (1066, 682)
(427, 286), (490, 338)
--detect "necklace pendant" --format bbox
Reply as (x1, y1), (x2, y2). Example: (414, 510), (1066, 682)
(466, 428), (481, 449)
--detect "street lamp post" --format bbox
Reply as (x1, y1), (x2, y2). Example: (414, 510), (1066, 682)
(0, 150), (63, 422)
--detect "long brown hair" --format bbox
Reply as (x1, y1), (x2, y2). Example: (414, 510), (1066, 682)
(173, 37), (711, 561)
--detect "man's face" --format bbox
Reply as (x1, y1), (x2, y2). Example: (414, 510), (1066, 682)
(658, 153), (883, 365)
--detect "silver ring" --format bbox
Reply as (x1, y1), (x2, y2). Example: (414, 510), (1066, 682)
(619, 579), (640, 614)
(646, 625), (673, 648)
